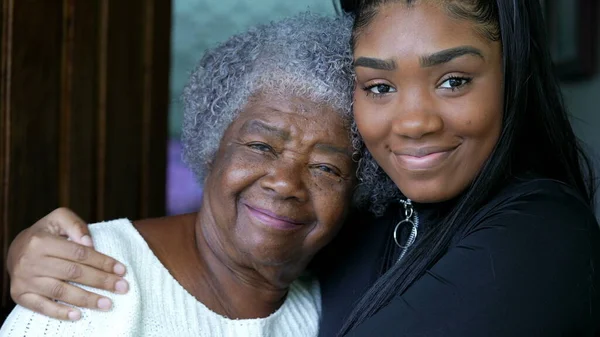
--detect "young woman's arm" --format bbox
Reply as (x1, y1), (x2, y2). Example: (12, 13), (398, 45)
(7, 208), (129, 321)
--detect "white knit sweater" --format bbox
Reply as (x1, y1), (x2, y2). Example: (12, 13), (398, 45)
(0, 219), (321, 337)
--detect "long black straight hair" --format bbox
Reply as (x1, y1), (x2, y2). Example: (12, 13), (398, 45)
(338, 0), (597, 334)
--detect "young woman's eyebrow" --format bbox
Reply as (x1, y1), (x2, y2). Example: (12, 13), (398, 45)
(353, 46), (483, 71)
(420, 45), (484, 67)
(353, 57), (396, 71)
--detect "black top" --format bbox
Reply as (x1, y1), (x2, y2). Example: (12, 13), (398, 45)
(315, 177), (600, 337)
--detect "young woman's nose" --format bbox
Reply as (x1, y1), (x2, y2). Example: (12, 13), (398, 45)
(391, 89), (444, 139)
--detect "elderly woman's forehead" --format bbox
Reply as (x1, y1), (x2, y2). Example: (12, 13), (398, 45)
(243, 92), (339, 115)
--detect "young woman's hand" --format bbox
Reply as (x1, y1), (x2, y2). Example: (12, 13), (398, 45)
(7, 208), (129, 321)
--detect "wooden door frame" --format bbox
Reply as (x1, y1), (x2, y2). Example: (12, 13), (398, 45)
(1, 0), (171, 319)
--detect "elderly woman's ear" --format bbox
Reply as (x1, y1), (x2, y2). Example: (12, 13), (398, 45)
(201, 159), (213, 186)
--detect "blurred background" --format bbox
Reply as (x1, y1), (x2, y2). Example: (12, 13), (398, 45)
(166, 0), (337, 215)
(0, 0), (598, 320)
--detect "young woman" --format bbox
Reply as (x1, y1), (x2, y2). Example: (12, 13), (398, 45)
(6, 1), (600, 336)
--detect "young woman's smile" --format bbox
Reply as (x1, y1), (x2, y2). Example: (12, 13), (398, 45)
(353, 1), (503, 203)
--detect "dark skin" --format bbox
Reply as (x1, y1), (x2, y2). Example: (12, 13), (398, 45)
(133, 214), (286, 319)
(160, 98), (351, 319)
(138, 94), (354, 319)
(353, 1), (503, 203)
(184, 94), (355, 318)
(5, 93), (356, 321)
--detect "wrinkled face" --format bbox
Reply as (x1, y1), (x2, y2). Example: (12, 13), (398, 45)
(353, 1), (503, 203)
(201, 93), (355, 273)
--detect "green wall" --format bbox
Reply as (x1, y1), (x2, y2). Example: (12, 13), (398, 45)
(169, 0), (337, 137)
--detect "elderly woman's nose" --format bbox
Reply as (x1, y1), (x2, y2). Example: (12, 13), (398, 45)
(259, 159), (309, 202)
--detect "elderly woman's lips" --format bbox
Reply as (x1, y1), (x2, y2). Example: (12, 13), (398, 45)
(244, 205), (305, 231)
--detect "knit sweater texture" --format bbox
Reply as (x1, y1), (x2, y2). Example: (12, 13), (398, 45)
(0, 219), (321, 337)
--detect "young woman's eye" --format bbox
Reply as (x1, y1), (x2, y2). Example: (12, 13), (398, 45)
(439, 76), (472, 91)
(362, 83), (396, 97)
(248, 142), (274, 153)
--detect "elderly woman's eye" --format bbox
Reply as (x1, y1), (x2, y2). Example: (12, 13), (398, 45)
(248, 143), (274, 153)
(312, 164), (341, 176)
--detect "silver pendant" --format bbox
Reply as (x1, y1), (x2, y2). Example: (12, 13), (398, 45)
(393, 218), (418, 249)
(394, 199), (419, 261)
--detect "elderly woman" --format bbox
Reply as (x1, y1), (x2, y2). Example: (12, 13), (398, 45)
(0, 13), (355, 337)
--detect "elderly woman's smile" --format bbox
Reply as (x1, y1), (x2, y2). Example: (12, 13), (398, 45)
(0, 13), (359, 336)
(244, 204), (310, 230)
(200, 94), (356, 271)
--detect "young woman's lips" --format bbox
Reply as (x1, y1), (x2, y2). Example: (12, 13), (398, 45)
(394, 146), (457, 171)
(244, 204), (306, 231)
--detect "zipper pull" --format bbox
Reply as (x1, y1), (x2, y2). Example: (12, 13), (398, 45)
(394, 199), (419, 261)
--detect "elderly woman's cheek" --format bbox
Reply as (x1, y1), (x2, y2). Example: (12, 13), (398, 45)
(313, 177), (353, 228)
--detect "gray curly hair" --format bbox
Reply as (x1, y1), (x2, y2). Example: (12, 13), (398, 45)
(350, 124), (402, 216)
(181, 12), (398, 216)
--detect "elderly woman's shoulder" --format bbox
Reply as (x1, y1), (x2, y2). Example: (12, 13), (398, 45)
(85, 217), (177, 278)
(87, 218), (149, 259)
(1, 219), (149, 336)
